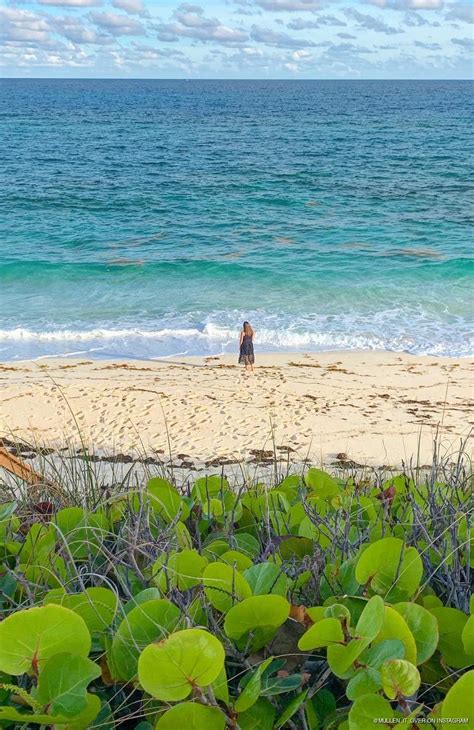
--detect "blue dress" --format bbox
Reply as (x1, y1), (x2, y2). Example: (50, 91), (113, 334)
(239, 334), (255, 365)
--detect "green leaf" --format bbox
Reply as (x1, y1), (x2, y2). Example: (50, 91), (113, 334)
(122, 587), (161, 616)
(430, 607), (473, 668)
(154, 549), (208, 592)
(0, 693), (100, 727)
(138, 628), (225, 701)
(355, 537), (423, 602)
(54, 507), (85, 534)
(64, 693), (102, 729)
(312, 688), (336, 723)
(381, 659), (420, 700)
(327, 639), (369, 679)
(305, 468), (340, 498)
(348, 694), (402, 730)
(298, 618), (344, 651)
(234, 657), (273, 713)
(359, 640), (405, 669)
(393, 602), (438, 664)
(44, 587), (118, 633)
(212, 663), (229, 705)
(193, 475), (227, 501)
(244, 562), (288, 597)
(220, 549), (253, 572)
(373, 606), (417, 665)
(60, 512), (109, 561)
(147, 478), (183, 522)
(354, 596), (385, 641)
(20, 523), (56, 563)
(35, 653), (101, 717)
(203, 562), (252, 614)
(346, 668), (381, 700)
(462, 614), (474, 655)
(324, 604), (351, 623)
(224, 595), (290, 641)
(232, 533), (260, 558)
(440, 670), (474, 725)
(237, 697), (276, 730)
(0, 605), (90, 675)
(261, 673), (302, 696)
(275, 690), (309, 729)
(109, 598), (181, 682)
(155, 702), (226, 730)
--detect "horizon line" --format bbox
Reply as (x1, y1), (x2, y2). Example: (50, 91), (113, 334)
(1, 76), (473, 81)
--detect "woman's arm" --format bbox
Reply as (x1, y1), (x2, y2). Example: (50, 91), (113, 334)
(239, 331), (244, 345)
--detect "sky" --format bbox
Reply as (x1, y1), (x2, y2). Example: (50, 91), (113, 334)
(0, 0), (473, 78)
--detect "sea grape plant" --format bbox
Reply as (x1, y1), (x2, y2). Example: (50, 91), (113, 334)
(0, 461), (471, 728)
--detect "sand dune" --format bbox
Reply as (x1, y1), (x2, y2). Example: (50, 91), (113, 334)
(0, 351), (472, 469)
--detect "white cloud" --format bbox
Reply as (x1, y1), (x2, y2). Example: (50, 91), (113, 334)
(250, 23), (317, 46)
(52, 15), (113, 43)
(445, 2), (474, 22)
(89, 11), (146, 35)
(38, 0), (101, 7)
(345, 8), (401, 32)
(369, 0), (444, 8)
(0, 7), (52, 43)
(154, 4), (248, 44)
(111, 0), (148, 17)
(256, 0), (320, 10)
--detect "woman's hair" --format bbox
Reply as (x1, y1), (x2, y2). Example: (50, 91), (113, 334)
(243, 321), (254, 336)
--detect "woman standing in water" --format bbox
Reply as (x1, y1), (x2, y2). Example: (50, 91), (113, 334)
(239, 321), (255, 372)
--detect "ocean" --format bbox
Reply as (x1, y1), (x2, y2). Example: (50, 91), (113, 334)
(0, 79), (472, 361)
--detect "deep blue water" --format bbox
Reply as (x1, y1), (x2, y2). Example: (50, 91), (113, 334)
(0, 79), (472, 359)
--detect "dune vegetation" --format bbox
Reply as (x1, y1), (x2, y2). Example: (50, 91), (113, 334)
(0, 449), (472, 729)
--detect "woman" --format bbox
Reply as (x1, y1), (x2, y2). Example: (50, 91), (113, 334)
(239, 321), (255, 372)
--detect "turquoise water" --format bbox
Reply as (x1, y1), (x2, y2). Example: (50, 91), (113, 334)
(0, 79), (472, 360)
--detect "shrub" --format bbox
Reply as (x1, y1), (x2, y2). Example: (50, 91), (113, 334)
(0, 461), (471, 728)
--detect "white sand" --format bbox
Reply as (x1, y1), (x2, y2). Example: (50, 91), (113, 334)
(0, 351), (472, 469)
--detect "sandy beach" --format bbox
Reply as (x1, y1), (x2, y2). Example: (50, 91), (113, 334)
(0, 351), (471, 471)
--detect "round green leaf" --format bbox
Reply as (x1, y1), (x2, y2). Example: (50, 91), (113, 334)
(393, 602), (438, 664)
(155, 702), (225, 730)
(430, 607), (473, 668)
(359, 640), (405, 670)
(373, 606), (417, 665)
(305, 468), (340, 498)
(298, 618), (344, 651)
(224, 595), (290, 641)
(440, 670), (474, 724)
(244, 562), (288, 597)
(220, 550), (253, 572)
(147, 478), (182, 523)
(36, 652), (101, 717)
(138, 628), (225, 701)
(0, 605), (91, 675)
(346, 668), (382, 700)
(203, 562), (252, 614)
(381, 659), (420, 700)
(110, 598), (181, 682)
(193, 475), (227, 501)
(355, 537), (423, 602)
(349, 694), (402, 730)
(153, 549), (208, 592)
(44, 587), (118, 633)
(462, 614), (474, 655)
(233, 533), (260, 558)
